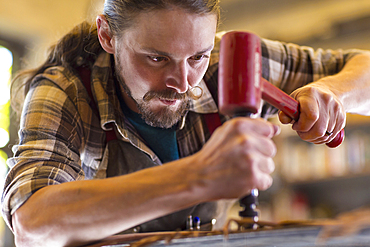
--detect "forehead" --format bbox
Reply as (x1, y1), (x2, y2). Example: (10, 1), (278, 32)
(119, 7), (218, 55)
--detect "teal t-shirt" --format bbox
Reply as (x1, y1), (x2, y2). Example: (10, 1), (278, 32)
(120, 102), (179, 163)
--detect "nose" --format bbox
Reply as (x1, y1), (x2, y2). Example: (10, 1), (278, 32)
(165, 61), (189, 94)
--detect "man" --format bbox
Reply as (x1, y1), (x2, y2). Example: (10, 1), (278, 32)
(3, 0), (370, 246)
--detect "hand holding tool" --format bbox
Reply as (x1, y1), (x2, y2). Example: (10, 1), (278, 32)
(218, 31), (344, 224)
(218, 31), (344, 148)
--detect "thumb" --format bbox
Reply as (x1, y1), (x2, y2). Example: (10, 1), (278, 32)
(278, 111), (294, 125)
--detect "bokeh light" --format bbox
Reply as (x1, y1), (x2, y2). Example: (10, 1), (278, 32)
(0, 149), (7, 185)
(0, 45), (12, 152)
(0, 128), (9, 149)
(0, 47), (12, 70)
(0, 45), (11, 240)
(0, 47), (12, 105)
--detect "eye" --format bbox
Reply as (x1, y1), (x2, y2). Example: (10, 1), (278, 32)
(191, 54), (209, 61)
(148, 56), (168, 62)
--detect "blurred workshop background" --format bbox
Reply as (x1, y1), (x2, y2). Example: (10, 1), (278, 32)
(1, 0), (370, 246)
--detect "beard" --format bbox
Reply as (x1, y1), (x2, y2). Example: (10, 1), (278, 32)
(114, 59), (190, 129)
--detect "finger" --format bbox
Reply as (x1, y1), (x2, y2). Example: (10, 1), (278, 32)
(296, 113), (330, 143)
(233, 136), (277, 164)
(292, 96), (319, 133)
(278, 111), (294, 125)
(240, 133), (277, 158)
(254, 170), (273, 191)
(246, 164), (274, 191)
(245, 153), (275, 190)
(230, 117), (280, 139)
(314, 99), (345, 143)
(251, 118), (281, 138)
(302, 106), (345, 145)
(311, 121), (337, 144)
(327, 110), (346, 143)
(272, 124), (281, 137)
(258, 156), (275, 174)
(294, 96), (333, 143)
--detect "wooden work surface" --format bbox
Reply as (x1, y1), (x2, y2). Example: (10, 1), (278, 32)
(84, 226), (370, 247)
(83, 208), (370, 247)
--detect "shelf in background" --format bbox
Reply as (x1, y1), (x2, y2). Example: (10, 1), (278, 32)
(290, 172), (370, 216)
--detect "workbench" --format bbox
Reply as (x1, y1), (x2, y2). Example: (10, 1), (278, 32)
(85, 224), (370, 247)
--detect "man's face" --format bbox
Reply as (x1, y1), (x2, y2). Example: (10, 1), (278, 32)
(113, 8), (217, 128)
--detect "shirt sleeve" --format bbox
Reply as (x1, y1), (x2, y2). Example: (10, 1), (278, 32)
(1, 76), (86, 230)
(259, 38), (364, 117)
(261, 38), (363, 94)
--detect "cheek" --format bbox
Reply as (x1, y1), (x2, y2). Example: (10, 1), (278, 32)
(122, 56), (163, 93)
(189, 61), (209, 86)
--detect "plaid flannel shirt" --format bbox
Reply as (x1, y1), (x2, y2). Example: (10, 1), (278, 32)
(1, 32), (361, 230)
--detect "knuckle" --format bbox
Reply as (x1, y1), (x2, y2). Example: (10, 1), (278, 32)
(332, 102), (341, 112)
(304, 86), (317, 95)
(239, 135), (254, 150)
(322, 92), (334, 103)
(305, 109), (319, 122)
(228, 118), (246, 134)
(241, 152), (255, 170)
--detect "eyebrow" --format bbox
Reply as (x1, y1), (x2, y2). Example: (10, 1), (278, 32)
(141, 45), (214, 57)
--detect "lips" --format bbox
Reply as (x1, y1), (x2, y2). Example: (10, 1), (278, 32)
(159, 99), (178, 106)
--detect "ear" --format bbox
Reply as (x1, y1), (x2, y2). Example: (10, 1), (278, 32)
(97, 14), (115, 54)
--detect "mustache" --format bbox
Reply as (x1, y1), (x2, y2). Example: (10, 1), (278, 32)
(143, 87), (203, 102)
(143, 90), (187, 102)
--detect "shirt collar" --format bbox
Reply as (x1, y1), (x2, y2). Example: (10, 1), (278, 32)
(188, 79), (218, 114)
